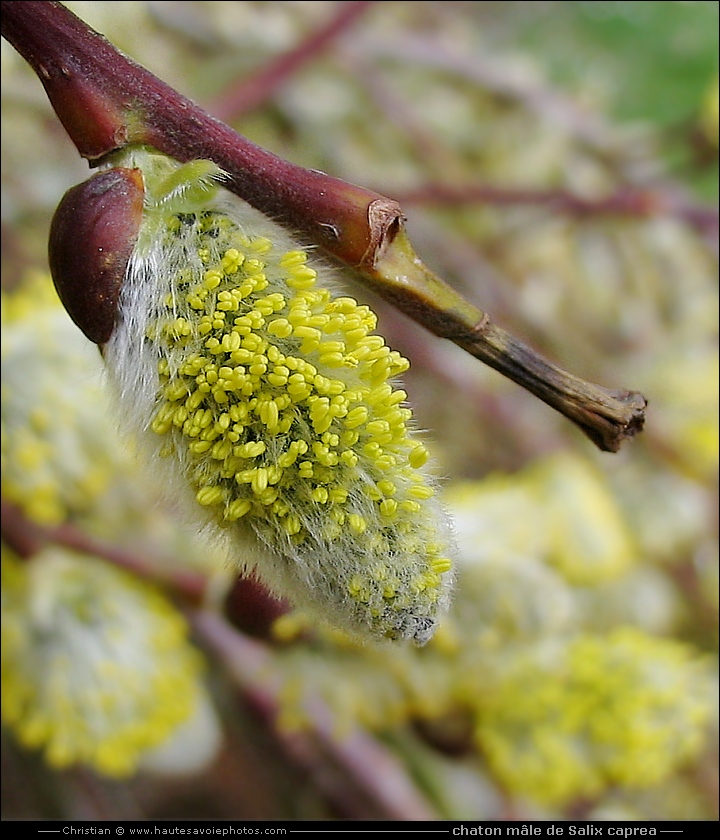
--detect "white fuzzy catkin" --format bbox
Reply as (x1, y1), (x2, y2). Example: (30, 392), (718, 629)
(104, 148), (455, 644)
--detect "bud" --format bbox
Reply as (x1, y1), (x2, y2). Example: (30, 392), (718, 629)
(49, 147), (455, 644)
(49, 167), (145, 345)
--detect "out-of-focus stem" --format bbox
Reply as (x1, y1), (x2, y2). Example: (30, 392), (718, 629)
(392, 183), (719, 239)
(0, 499), (208, 604)
(207, 0), (376, 121)
(191, 610), (438, 820)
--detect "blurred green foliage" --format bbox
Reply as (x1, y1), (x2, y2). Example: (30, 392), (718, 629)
(514, 2), (717, 119)
(509, 1), (720, 197)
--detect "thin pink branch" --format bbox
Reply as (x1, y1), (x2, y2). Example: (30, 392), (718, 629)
(206, 1), (376, 122)
(391, 182), (719, 232)
(192, 610), (438, 821)
(0, 498), (208, 604)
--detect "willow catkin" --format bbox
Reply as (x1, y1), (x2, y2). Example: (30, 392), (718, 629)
(52, 147), (456, 644)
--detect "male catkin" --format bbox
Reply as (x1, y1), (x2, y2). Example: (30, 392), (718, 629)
(100, 149), (455, 644)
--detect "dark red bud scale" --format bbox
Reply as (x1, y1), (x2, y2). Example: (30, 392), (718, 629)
(49, 167), (145, 345)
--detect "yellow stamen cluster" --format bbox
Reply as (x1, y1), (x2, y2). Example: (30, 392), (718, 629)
(475, 629), (712, 805)
(1, 276), (133, 528)
(110, 154), (454, 643)
(1, 548), (206, 778)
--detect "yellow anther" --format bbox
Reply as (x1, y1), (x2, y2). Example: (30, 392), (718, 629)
(248, 237), (272, 254)
(259, 400), (279, 430)
(151, 415), (172, 435)
(366, 420), (390, 437)
(311, 487), (329, 504)
(340, 450), (359, 468)
(243, 257), (265, 277)
(196, 486), (224, 506)
(249, 361), (267, 376)
(409, 443), (429, 468)
(211, 440), (233, 460)
(279, 250), (307, 268)
(221, 248), (243, 273)
(251, 468), (269, 494)
(294, 325), (321, 343)
(283, 515), (303, 535)
(230, 348), (253, 364)
(363, 442), (382, 460)
(225, 499), (252, 520)
(377, 480), (397, 496)
(287, 266), (317, 290)
(165, 383), (188, 402)
(379, 499), (398, 518)
(267, 318), (292, 338)
(374, 455), (397, 471)
(203, 269), (223, 289)
(344, 406), (368, 429)
(343, 327), (368, 345)
(348, 514), (367, 534)
(430, 557), (453, 574)
(234, 441), (266, 458)
(399, 499), (422, 513)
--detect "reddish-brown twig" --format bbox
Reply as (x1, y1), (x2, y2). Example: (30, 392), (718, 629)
(0, 1), (647, 451)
